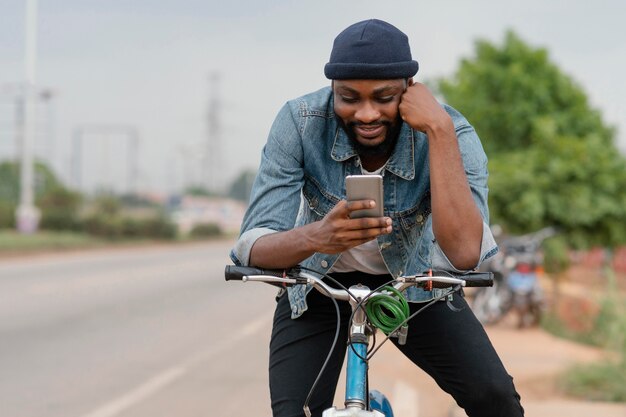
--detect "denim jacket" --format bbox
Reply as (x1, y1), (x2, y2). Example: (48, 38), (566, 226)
(230, 86), (498, 318)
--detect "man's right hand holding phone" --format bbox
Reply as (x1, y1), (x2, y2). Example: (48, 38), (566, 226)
(308, 200), (392, 255)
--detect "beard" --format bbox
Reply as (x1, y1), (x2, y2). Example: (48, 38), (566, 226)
(335, 114), (403, 158)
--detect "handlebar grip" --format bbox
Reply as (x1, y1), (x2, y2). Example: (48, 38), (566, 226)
(427, 270), (493, 288)
(224, 265), (286, 281)
(461, 272), (494, 287)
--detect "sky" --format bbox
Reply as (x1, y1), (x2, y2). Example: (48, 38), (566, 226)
(1, 0), (625, 194)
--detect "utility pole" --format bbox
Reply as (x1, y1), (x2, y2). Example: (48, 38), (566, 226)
(71, 127), (83, 191)
(127, 128), (139, 194)
(39, 89), (56, 174)
(206, 71), (221, 194)
(0, 84), (21, 160)
(1, 83), (55, 174)
(16, 0), (41, 233)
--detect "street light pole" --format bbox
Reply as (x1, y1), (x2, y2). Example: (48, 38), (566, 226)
(16, 0), (41, 233)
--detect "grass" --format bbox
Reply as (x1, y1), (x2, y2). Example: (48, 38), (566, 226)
(561, 360), (626, 402)
(0, 230), (109, 254)
(0, 228), (234, 257)
(544, 267), (626, 402)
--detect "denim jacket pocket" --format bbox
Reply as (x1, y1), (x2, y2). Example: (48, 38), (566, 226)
(302, 176), (341, 219)
(395, 191), (431, 247)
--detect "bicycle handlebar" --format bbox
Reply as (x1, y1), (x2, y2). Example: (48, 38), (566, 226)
(224, 266), (291, 282)
(225, 265), (493, 301)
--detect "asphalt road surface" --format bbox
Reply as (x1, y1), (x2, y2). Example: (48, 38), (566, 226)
(0, 240), (277, 417)
(4, 240), (625, 417)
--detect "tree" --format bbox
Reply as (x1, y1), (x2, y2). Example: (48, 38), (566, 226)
(438, 31), (614, 155)
(228, 169), (257, 203)
(0, 160), (81, 229)
(437, 31), (626, 248)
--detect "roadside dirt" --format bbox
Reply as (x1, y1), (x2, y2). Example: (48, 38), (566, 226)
(360, 268), (626, 417)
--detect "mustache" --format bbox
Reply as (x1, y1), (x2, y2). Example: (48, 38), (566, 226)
(348, 120), (392, 128)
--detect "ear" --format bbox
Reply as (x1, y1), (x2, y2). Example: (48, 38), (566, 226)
(407, 77), (414, 87)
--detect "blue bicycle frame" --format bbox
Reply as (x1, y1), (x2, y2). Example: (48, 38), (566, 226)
(345, 341), (394, 417)
(321, 286), (395, 417)
(345, 341), (368, 406)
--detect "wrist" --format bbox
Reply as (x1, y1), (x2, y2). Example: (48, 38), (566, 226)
(301, 222), (321, 253)
(425, 114), (454, 138)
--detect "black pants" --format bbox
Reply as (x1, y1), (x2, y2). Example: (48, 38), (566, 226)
(269, 272), (524, 417)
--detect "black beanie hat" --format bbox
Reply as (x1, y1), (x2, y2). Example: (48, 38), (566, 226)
(324, 19), (419, 80)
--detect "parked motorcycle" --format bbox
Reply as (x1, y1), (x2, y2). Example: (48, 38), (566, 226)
(472, 227), (556, 328)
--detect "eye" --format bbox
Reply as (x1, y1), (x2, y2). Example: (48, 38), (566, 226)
(340, 95), (359, 103)
(376, 96), (395, 103)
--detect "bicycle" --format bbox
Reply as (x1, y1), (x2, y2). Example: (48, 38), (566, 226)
(225, 265), (493, 417)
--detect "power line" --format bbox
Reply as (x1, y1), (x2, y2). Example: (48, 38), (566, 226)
(16, 0), (40, 233)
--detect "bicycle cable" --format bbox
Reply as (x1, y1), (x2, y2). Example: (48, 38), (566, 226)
(296, 266), (356, 417)
(298, 265), (359, 302)
(346, 278), (398, 361)
(347, 270), (464, 361)
(365, 285), (462, 360)
(365, 285), (410, 334)
(301, 277), (341, 417)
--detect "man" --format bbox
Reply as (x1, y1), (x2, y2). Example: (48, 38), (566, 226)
(230, 19), (524, 417)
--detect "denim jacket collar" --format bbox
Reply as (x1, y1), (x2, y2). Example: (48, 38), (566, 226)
(330, 120), (416, 180)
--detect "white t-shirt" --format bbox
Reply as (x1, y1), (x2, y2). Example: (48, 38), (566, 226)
(329, 165), (389, 275)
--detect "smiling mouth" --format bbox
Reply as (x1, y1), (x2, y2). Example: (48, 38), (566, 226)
(354, 124), (385, 139)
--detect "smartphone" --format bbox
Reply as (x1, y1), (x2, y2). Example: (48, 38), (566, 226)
(345, 174), (384, 218)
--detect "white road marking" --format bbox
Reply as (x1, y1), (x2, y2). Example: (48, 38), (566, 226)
(80, 367), (186, 417)
(183, 313), (271, 367)
(79, 314), (271, 417)
(391, 380), (420, 417)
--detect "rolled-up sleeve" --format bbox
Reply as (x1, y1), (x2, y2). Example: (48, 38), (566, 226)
(230, 227), (278, 266)
(430, 221), (498, 272)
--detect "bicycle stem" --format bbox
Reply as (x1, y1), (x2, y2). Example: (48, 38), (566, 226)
(345, 286), (374, 410)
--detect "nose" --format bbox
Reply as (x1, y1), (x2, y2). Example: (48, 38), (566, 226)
(354, 101), (381, 124)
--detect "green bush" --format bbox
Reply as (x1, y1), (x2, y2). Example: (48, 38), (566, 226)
(189, 223), (222, 238)
(91, 194), (122, 217)
(40, 211), (82, 231)
(0, 200), (15, 228)
(136, 216), (177, 239)
(38, 187), (83, 231)
(1, 161), (84, 232)
(82, 213), (177, 240)
(555, 268), (626, 402)
(120, 217), (143, 238)
(562, 361), (626, 402)
(542, 236), (570, 274)
(82, 214), (123, 239)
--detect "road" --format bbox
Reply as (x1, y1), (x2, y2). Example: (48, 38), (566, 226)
(1, 240), (625, 417)
(0, 240), (276, 417)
